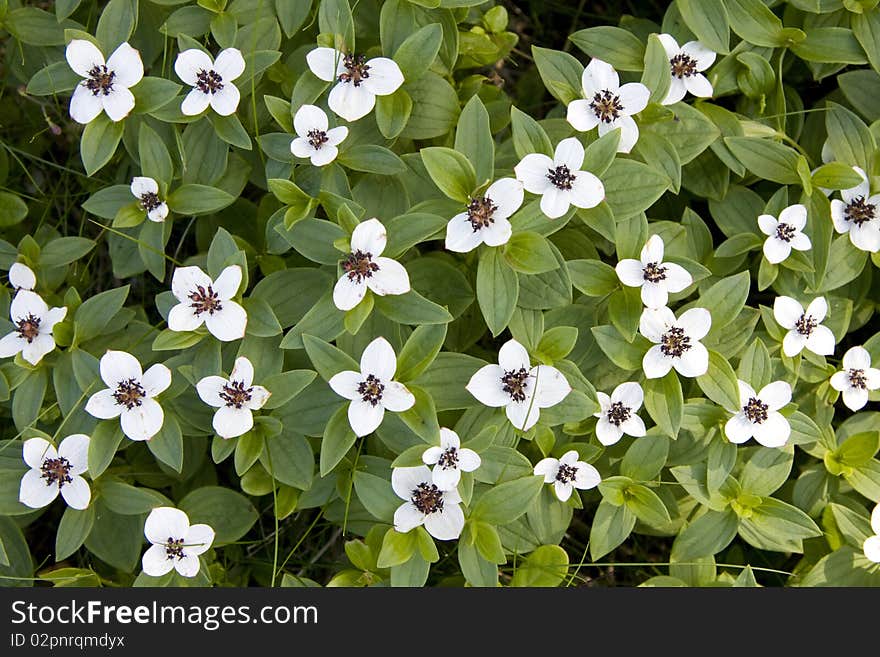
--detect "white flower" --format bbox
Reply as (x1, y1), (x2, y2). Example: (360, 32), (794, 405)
(565, 58), (650, 153)
(829, 167), (880, 252)
(514, 137), (605, 219)
(445, 178), (524, 253)
(168, 265), (247, 342)
(773, 296), (835, 358)
(640, 306), (711, 379)
(328, 337), (416, 437)
(466, 339), (571, 432)
(175, 48), (245, 116)
(533, 450), (601, 502)
(290, 104), (348, 166)
(9, 263), (35, 292)
(142, 507), (215, 578)
(196, 357), (271, 439)
(724, 380), (792, 448)
(421, 428), (481, 491)
(332, 219), (410, 311)
(594, 382), (646, 446)
(85, 350), (171, 441)
(131, 177), (169, 223)
(615, 235), (693, 308)
(758, 204), (811, 264)
(66, 39), (143, 124)
(0, 291), (67, 365)
(306, 47), (404, 122)
(864, 503), (880, 564)
(19, 435), (91, 510)
(829, 346), (880, 411)
(657, 35), (715, 105)
(392, 465), (464, 540)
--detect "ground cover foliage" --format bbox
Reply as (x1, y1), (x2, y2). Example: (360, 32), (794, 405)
(1, 0), (880, 588)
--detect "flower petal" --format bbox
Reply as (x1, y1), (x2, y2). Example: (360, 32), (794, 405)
(639, 306), (675, 343)
(291, 137), (315, 159)
(100, 350), (142, 388)
(532, 365), (571, 408)
(661, 78), (687, 105)
(682, 41), (717, 70)
(431, 465), (460, 492)
(871, 503), (880, 536)
(457, 448), (481, 473)
(751, 412), (790, 448)
(617, 82), (650, 115)
(333, 275), (367, 311)
(19, 469), (58, 509)
(763, 237), (791, 264)
(554, 137), (585, 171)
(145, 507), (190, 545)
(69, 84), (104, 124)
(361, 57), (404, 96)
(213, 48), (245, 82)
(566, 99), (600, 132)
(247, 385), (271, 410)
(23, 438), (56, 469)
(174, 554), (201, 578)
(506, 399), (541, 432)
(175, 49), (214, 86)
(684, 74), (713, 98)
(9, 263), (35, 291)
(779, 204), (807, 230)
(204, 302), (247, 341)
(11, 289), (48, 320)
(423, 503), (464, 540)
(622, 415), (647, 438)
(553, 480), (573, 502)
(360, 336), (397, 381)
(185, 524), (215, 555)
(102, 87), (135, 122)
(573, 463), (601, 489)
(674, 341), (709, 378)
(328, 370), (363, 401)
(616, 259), (646, 287)
(533, 457), (559, 482)
(662, 262), (692, 293)
(381, 381), (415, 412)
(306, 47), (343, 82)
(514, 153), (554, 194)
(481, 217), (513, 247)
(725, 413), (754, 444)
(351, 218), (388, 256)
(596, 419), (624, 446)
(757, 214), (778, 236)
(131, 176), (158, 198)
(774, 296), (804, 330)
(641, 281), (668, 309)
(677, 308), (712, 341)
(167, 303), (204, 332)
(328, 81), (375, 122)
(230, 356), (254, 388)
(213, 266), (243, 300)
(393, 502), (424, 533)
(657, 34), (680, 58)
(758, 381), (791, 411)
(310, 144), (339, 167)
(540, 187), (570, 219)
(643, 345), (673, 379)
(106, 42), (143, 88)
(196, 376), (228, 407)
(21, 334), (56, 365)
(213, 405), (253, 439)
(60, 476), (91, 510)
(487, 178), (525, 219)
(842, 388), (869, 412)
(445, 212), (484, 253)
(805, 297), (827, 322)
(582, 58), (619, 95)
(141, 543), (174, 577)
(0, 332), (23, 359)
(325, 126), (348, 146)
(66, 39), (105, 77)
(85, 388), (123, 419)
(392, 466), (431, 501)
(498, 339), (530, 372)
(210, 84), (240, 116)
(782, 331), (806, 357)
(120, 398), (164, 441)
(805, 325), (835, 356)
(171, 266), (213, 301)
(422, 446), (443, 465)
(864, 535), (880, 564)
(58, 434), (90, 474)
(842, 346), (871, 371)
(569, 170), (604, 209)
(142, 363), (172, 398)
(181, 88), (211, 116)
(348, 399), (385, 437)
(614, 115), (640, 153)
(613, 382), (643, 409)
(466, 364), (509, 407)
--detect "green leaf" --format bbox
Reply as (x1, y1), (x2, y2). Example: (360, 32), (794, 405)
(398, 385), (440, 443)
(318, 0), (354, 48)
(740, 447), (794, 497)
(179, 486), (258, 545)
(737, 498), (821, 553)
(320, 404), (357, 476)
(568, 259), (619, 297)
(80, 115), (124, 176)
(471, 476), (543, 525)
(672, 509), (739, 560)
(589, 499), (637, 560)
(55, 506), (95, 562)
(302, 334), (359, 381)
(39, 237), (95, 268)
(532, 45), (584, 104)
(677, 0), (730, 54)
(374, 289), (453, 325)
(375, 89), (413, 140)
(641, 34), (672, 105)
(835, 432), (880, 468)
(737, 338), (772, 391)
(96, 0), (136, 51)
(725, 0), (789, 47)
(569, 26), (646, 71)
(337, 145), (406, 175)
(377, 528), (417, 569)
(166, 184), (235, 215)
(791, 28), (868, 65)
(353, 472), (399, 524)
(645, 372), (683, 439)
(825, 102), (876, 174)
(455, 94), (494, 186)
(392, 22), (443, 82)
(396, 324), (447, 382)
(699, 271), (751, 332)
(511, 545), (569, 587)
(147, 415), (183, 472)
(73, 285), (129, 345)
(138, 123), (173, 184)
(696, 350), (741, 412)
(625, 484), (671, 527)
(477, 247), (519, 337)
(603, 159), (669, 221)
(420, 147), (476, 203)
(620, 435), (669, 482)
(511, 106), (553, 160)
(504, 231), (558, 274)
(725, 137), (802, 185)
(261, 370), (316, 410)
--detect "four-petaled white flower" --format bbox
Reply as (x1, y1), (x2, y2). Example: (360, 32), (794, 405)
(864, 503), (880, 564)
(333, 219), (410, 311)
(724, 380), (792, 448)
(773, 296), (835, 358)
(19, 434), (91, 510)
(142, 507), (215, 578)
(533, 450), (601, 502)
(615, 235), (693, 308)
(328, 337), (416, 437)
(131, 177), (169, 223)
(8, 263), (35, 292)
(66, 39), (143, 124)
(175, 48), (245, 116)
(566, 58), (650, 153)
(392, 466), (464, 540)
(197, 357), (271, 439)
(830, 346), (879, 411)
(0, 291), (67, 365)
(758, 204), (811, 264)
(594, 382), (647, 446)
(657, 35), (715, 106)
(168, 265), (247, 342)
(639, 306), (711, 379)
(829, 167), (880, 253)
(514, 137), (605, 219)
(422, 428), (481, 491)
(290, 104), (348, 166)
(306, 47), (404, 123)
(85, 350), (171, 441)
(445, 178), (524, 253)
(466, 339), (571, 432)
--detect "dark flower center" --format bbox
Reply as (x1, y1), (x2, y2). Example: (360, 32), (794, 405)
(15, 314), (41, 343)
(546, 165), (576, 191)
(606, 401), (631, 426)
(40, 457), (73, 488)
(437, 447), (459, 470)
(338, 54), (370, 86)
(411, 482), (444, 514)
(555, 463), (578, 484)
(189, 285), (223, 316)
(165, 537), (186, 560)
(114, 378), (146, 409)
(86, 65), (115, 96)
(220, 381), (253, 409)
(848, 368), (867, 390)
(196, 69), (224, 94)
(139, 191), (162, 213)
(775, 223), (796, 242)
(501, 367), (530, 403)
(307, 128), (329, 150)
(795, 314), (817, 337)
(642, 262), (667, 283)
(660, 326), (691, 358)
(358, 374), (384, 406)
(670, 53), (698, 79)
(844, 196), (876, 226)
(743, 396), (769, 424)
(590, 89), (623, 123)
(343, 250), (379, 284)
(467, 197), (497, 231)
